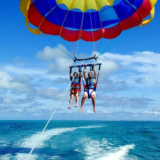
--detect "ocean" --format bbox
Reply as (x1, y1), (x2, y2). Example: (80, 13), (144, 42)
(0, 121), (159, 160)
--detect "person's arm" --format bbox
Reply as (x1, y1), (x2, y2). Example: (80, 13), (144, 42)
(83, 65), (87, 80)
(93, 66), (97, 81)
(78, 66), (82, 78)
(70, 67), (72, 81)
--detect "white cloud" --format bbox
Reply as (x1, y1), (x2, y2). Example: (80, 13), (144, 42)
(99, 51), (160, 86)
(36, 87), (63, 99)
(3, 98), (13, 104)
(97, 95), (153, 109)
(0, 71), (33, 92)
(96, 52), (119, 76)
(48, 57), (73, 74)
(1, 47), (160, 120)
(36, 45), (70, 61)
(102, 51), (160, 65)
(12, 74), (32, 82)
(4, 65), (46, 75)
(87, 109), (94, 113)
(103, 110), (109, 113)
(144, 111), (160, 115)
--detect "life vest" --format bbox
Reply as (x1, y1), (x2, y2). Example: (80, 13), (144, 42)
(85, 78), (95, 90)
(71, 77), (80, 90)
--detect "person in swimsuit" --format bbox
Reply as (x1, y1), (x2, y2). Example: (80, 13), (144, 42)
(68, 66), (82, 109)
(79, 64), (97, 113)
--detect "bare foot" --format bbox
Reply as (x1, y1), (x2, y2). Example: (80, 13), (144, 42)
(78, 108), (83, 112)
(93, 109), (97, 113)
(75, 104), (78, 107)
(68, 106), (71, 109)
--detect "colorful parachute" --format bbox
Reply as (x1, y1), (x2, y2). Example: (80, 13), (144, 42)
(20, 0), (156, 42)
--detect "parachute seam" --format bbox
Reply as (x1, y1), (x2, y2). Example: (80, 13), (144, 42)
(124, 0), (143, 26)
(75, 0), (85, 57)
(88, 1), (96, 54)
(97, 0), (135, 55)
(30, 0), (74, 58)
(98, 0), (142, 56)
(94, 0), (104, 57)
(39, 0), (75, 58)
(59, 0), (77, 58)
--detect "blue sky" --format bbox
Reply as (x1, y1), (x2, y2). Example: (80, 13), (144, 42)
(0, 0), (160, 120)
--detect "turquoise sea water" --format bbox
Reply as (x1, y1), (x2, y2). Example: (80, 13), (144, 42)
(0, 121), (160, 160)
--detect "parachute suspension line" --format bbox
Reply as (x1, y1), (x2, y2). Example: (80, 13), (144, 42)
(95, 58), (100, 91)
(44, 34), (74, 59)
(96, 1), (122, 55)
(69, 0), (77, 57)
(97, 0), (143, 57)
(93, 0), (104, 57)
(97, 0), (139, 56)
(88, 2), (96, 57)
(97, 27), (139, 58)
(42, 35), (75, 59)
(97, 0), (141, 57)
(40, 2), (74, 58)
(60, 0), (77, 58)
(59, 0), (75, 57)
(48, 2), (75, 55)
(73, 11), (76, 56)
(75, 3), (85, 57)
(96, 0), (125, 54)
(96, 5), (112, 55)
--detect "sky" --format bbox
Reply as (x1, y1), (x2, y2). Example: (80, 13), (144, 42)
(0, 0), (160, 120)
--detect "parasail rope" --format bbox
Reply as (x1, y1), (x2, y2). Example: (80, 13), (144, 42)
(27, 81), (72, 160)
(27, 60), (86, 160)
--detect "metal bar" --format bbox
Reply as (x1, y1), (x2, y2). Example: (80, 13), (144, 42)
(74, 56), (98, 62)
(69, 63), (102, 68)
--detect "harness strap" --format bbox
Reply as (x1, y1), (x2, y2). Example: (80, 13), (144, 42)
(82, 66), (101, 99)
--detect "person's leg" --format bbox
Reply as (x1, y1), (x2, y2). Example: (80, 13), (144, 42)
(78, 94), (87, 112)
(91, 95), (97, 113)
(75, 92), (79, 107)
(68, 94), (74, 109)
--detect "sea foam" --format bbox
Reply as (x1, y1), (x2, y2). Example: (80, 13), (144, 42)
(82, 138), (136, 160)
(21, 126), (102, 149)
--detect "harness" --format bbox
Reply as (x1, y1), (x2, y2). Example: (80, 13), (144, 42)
(85, 78), (95, 89)
(83, 78), (96, 98)
(69, 63), (101, 98)
(82, 65), (101, 98)
(70, 77), (81, 95)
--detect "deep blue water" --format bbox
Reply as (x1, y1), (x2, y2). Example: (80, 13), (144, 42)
(0, 121), (160, 160)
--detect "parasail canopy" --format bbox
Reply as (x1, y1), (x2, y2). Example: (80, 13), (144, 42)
(20, 0), (157, 42)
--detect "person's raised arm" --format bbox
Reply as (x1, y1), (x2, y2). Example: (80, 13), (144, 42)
(78, 65), (82, 78)
(70, 66), (72, 81)
(83, 64), (87, 80)
(92, 64), (97, 81)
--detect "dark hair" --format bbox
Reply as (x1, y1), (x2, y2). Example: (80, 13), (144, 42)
(88, 72), (92, 75)
(73, 72), (78, 77)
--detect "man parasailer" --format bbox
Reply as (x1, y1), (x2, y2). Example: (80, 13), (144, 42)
(68, 66), (82, 109)
(79, 64), (97, 113)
